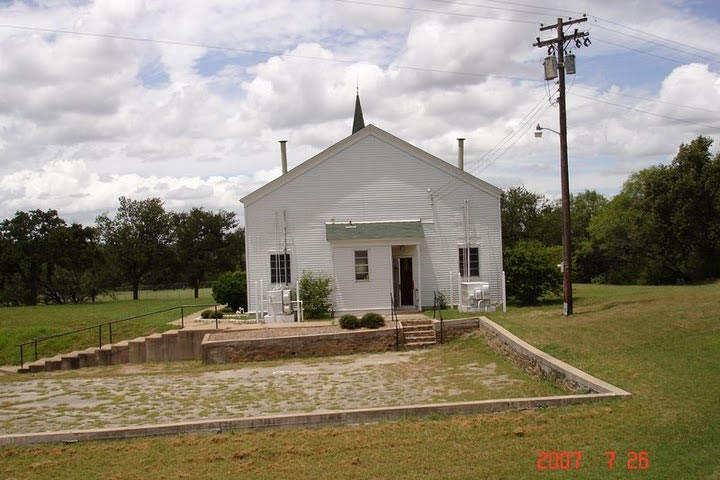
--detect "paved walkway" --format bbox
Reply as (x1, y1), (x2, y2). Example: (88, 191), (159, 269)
(0, 338), (560, 434)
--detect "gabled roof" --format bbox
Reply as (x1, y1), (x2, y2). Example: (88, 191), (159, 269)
(240, 124), (503, 206)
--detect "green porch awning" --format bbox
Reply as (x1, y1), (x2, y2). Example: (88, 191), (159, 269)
(326, 220), (424, 241)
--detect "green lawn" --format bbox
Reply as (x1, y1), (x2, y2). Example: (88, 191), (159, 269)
(2, 282), (720, 479)
(0, 295), (215, 366)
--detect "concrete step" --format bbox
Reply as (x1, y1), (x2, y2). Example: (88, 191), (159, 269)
(405, 340), (436, 349)
(401, 318), (433, 325)
(97, 344), (114, 366)
(405, 332), (436, 341)
(402, 325), (434, 333)
(44, 356), (63, 372)
(60, 352), (80, 370)
(110, 341), (130, 365)
(27, 361), (47, 373)
(128, 337), (147, 363)
(77, 348), (99, 368)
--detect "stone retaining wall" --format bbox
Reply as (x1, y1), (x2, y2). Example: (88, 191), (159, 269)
(477, 318), (631, 396)
(202, 327), (398, 364)
(432, 317), (482, 341)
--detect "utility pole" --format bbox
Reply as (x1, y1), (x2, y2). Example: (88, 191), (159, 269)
(533, 16), (591, 316)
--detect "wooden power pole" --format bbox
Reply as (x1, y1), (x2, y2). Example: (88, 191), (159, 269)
(533, 16), (591, 316)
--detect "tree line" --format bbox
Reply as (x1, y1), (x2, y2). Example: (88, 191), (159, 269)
(2, 136), (717, 307)
(0, 197), (244, 306)
(503, 136), (720, 303)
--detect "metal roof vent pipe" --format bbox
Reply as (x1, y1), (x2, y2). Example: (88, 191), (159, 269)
(457, 138), (465, 171)
(279, 140), (288, 175)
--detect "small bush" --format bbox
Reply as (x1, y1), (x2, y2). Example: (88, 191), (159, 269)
(220, 307), (234, 314)
(299, 271), (333, 319)
(212, 271), (247, 312)
(360, 312), (385, 329)
(435, 291), (448, 310)
(200, 309), (223, 319)
(339, 314), (360, 329)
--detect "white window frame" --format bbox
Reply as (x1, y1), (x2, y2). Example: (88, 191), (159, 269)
(354, 250), (369, 281)
(458, 246), (480, 277)
(269, 251), (291, 284)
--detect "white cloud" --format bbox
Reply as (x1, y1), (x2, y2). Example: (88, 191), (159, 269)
(0, 0), (719, 224)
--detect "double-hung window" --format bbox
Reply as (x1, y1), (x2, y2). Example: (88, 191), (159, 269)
(458, 247), (480, 277)
(355, 250), (369, 281)
(270, 253), (291, 284)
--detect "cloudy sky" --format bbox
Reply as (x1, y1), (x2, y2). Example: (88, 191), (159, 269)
(0, 0), (719, 225)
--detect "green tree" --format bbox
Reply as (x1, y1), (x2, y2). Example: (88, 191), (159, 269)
(212, 271), (247, 311)
(174, 208), (238, 298)
(0, 210), (66, 305)
(96, 197), (174, 300)
(504, 240), (562, 305)
(587, 136), (720, 284)
(501, 186), (561, 248)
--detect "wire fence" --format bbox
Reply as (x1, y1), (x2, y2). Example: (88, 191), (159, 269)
(99, 283), (214, 301)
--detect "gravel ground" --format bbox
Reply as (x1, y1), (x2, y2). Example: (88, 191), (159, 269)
(0, 336), (562, 434)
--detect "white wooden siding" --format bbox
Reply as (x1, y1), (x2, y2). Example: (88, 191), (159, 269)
(244, 133), (503, 313)
(332, 245), (392, 312)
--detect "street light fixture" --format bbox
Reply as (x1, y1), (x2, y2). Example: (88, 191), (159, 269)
(535, 124), (560, 138)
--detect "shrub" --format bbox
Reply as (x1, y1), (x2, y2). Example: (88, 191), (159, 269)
(360, 312), (385, 329)
(338, 314), (360, 329)
(435, 291), (448, 310)
(299, 271), (333, 319)
(200, 309), (223, 319)
(504, 240), (562, 305)
(212, 271), (247, 312)
(220, 307), (234, 314)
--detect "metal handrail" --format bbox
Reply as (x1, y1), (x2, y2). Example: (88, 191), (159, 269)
(18, 303), (220, 368)
(390, 293), (400, 351)
(433, 291), (445, 344)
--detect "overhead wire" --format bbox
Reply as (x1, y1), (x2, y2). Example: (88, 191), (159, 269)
(0, 22), (545, 82)
(430, 88), (555, 199)
(335, 0), (539, 24)
(569, 92), (720, 131)
(591, 23), (720, 65)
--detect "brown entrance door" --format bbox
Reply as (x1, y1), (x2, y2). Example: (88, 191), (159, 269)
(399, 257), (414, 306)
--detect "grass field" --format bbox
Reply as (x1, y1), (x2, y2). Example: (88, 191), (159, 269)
(0, 294), (215, 366)
(1, 282), (720, 479)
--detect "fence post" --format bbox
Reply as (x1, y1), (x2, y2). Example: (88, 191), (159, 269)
(502, 270), (507, 313)
(34, 339), (38, 361)
(109, 322), (113, 344)
(180, 306), (184, 329)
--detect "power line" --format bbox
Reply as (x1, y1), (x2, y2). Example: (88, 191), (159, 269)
(431, 88), (554, 198)
(570, 92), (720, 131)
(428, 0), (585, 17)
(593, 15), (720, 60)
(592, 23), (720, 65)
(335, 0), (539, 24)
(592, 37), (715, 69)
(427, 0), (564, 19)
(0, 23), (544, 82)
(569, 84), (720, 115)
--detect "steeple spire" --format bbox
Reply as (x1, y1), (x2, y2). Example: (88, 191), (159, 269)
(352, 90), (365, 135)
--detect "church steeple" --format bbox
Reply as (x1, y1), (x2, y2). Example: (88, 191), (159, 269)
(352, 90), (365, 134)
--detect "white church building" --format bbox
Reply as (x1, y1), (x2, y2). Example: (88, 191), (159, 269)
(241, 95), (504, 316)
